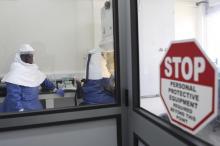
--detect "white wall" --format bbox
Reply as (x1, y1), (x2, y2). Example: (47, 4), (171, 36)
(175, 0), (206, 48)
(206, 4), (220, 69)
(138, 0), (206, 97)
(0, 119), (117, 146)
(93, 0), (105, 49)
(0, 0), (98, 77)
(174, 0), (197, 40)
(209, 0), (220, 7)
(138, 0), (175, 96)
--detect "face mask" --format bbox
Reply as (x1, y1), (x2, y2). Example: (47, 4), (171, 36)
(20, 54), (34, 64)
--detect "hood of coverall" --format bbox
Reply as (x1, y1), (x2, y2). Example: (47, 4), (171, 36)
(1, 44), (46, 87)
(87, 48), (111, 80)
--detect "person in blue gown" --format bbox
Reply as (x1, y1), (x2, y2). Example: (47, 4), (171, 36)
(0, 44), (64, 112)
(81, 50), (115, 105)
(82, 77), (115, 104)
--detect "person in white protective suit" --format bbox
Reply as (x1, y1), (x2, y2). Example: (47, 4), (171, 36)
(81, 49), (115, 105)
(0, 44), (64, 112)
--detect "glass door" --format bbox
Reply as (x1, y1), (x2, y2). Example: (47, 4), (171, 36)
(128, 0), (219, 145)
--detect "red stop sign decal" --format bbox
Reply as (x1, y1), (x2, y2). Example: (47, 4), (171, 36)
(160, 40), (218, 134)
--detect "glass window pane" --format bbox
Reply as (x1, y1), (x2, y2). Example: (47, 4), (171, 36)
(138, 0), (220, 145)
(0, 0), (118, 114)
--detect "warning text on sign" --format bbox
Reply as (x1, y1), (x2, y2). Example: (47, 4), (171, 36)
(161, 78), (212, 128)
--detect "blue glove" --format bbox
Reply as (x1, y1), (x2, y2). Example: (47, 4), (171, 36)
(55, 89), (65, 97)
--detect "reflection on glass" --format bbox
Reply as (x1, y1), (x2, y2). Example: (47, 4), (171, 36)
(138, 0), (219, 145)
(138, 141), (147, 146)
(0, 0), (116, 113)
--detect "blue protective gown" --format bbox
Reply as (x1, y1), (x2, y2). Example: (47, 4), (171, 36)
(0, 79), (55, 112)
(82, 78), (115, 104)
